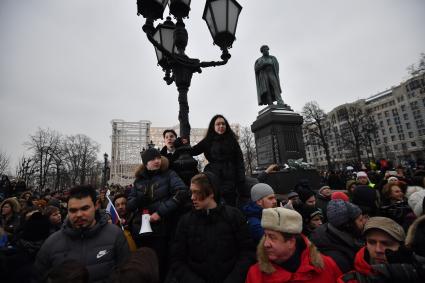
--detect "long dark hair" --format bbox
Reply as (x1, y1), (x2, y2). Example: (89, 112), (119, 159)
(205, 114), (238, 142)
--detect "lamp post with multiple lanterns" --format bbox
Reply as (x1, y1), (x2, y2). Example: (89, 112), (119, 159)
(136, 0), (242, 141)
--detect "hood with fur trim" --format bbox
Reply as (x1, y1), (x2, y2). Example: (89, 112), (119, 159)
(256, 234), (324, 274)
(134, 156), (169, 178)
(406, 214), (425, 257)
(0, 197), (21, 214)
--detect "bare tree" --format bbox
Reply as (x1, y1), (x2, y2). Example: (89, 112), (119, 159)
(240, 127), (257, 175)
(25, 128), (62, 191)
(15, 156), (36, 186)
(302, 101), (333, 170)
(63, 134), (100, 186)
(0, 150), (10, 176)
(361, 110), (379, 162)
(407, 52), (425, 75)
(334, 105), (369, 165)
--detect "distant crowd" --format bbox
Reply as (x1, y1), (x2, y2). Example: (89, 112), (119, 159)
(1, 114), (425, 283)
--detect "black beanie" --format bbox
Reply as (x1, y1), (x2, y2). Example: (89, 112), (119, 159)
(352, 185), (378, 210)
(298, 204), (322, 222)
(142, 148), (161, 165)
(295, 187), (315, 203)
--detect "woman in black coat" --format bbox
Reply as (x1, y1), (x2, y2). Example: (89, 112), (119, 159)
(190, 115), (245, 206)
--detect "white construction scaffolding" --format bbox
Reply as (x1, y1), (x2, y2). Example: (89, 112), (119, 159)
(110, 120), (151, 186)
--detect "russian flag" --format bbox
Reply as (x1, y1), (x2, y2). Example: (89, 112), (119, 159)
(106, 201), (119, 224)
(106, 190), (121, 225)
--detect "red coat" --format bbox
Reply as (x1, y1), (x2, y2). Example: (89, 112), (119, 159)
(245, 235), (342, 283)
(337, 247), (374, 283)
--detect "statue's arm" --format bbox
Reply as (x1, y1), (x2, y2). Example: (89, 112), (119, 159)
(254, 59), (264, 73)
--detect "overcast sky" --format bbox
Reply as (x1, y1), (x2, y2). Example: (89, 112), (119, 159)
(1, 0), (424, 171)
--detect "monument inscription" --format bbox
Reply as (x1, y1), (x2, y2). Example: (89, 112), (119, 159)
(256, 135), (274, 165)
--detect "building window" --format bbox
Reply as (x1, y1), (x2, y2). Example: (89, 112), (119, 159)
(401, 105), (406, 111)
(394, 144), (398, 150)
(379, 121), (384, 127)
(389, 127), (393, 133)
(406, 122), (411, 129)
(381, 129), (386, 135)
(402, 143), (407, 150)
(391, 135), (396, 141)
(411, 141), (417, 147)
(410, 101), (419, 110)
(399, 134), (405, 140)
(384, 111), (389, 117)
(409, 132), (414, 138)
(403, 113), (409, 120)
(377, 112), (382, 119)
(387, 119), (391, 126)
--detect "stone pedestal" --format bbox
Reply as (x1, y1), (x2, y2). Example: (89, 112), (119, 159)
(251, 105), (306, 168)
(254, 170), (321, 194)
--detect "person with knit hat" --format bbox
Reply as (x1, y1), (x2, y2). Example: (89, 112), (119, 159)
(331, 191), (350, 202)
(316, 185), (332, 222)
(296, 204), (323, 237)
(242, 183), (277, 243)
(351, 185), (380, 217)
(310, 199), (367, 273)
(356, 171), (375, 188)
(128, 147), (188, 280)
(246, 207), (342, 283)
(294, 186), (316, 207)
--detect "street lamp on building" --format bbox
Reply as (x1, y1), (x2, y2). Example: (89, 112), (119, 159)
(103, 153), (109, 188)
(137, 0), (242, 141)
(148, 140), (155, 149)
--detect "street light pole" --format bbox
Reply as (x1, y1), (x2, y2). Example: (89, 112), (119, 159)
(137, 0), (242, 141)
(103, 153), (108, 189)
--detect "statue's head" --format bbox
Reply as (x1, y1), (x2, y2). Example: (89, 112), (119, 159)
(260, 45), (269, 55)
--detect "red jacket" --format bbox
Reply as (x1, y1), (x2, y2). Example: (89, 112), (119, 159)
(246, 234), (342, 283)
(337, 247), (374, 283)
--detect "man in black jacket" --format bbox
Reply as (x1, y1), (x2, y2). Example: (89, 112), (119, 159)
(34, 185), (130, 283)
(168, 172), (255, 283)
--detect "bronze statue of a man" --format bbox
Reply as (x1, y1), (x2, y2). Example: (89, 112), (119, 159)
(254, 45), (284, 106)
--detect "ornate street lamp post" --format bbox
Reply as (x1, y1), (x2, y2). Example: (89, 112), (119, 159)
(103, 153), (109, 188)
(137, 0), (242, 141)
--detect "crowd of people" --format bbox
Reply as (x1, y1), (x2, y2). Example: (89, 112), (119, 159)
(1, 114), (425, 283)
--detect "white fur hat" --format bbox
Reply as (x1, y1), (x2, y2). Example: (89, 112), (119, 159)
(261, 207), (302, 234)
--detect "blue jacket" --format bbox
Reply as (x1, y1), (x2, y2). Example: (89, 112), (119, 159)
(242, 201), (264, 244)
(128, 156), (188, 217)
